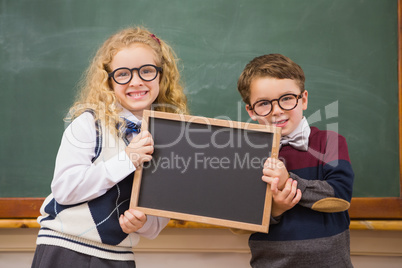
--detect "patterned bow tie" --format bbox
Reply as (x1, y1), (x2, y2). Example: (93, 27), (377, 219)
(123, 119), (141, 136)
(280, 134), (309, 151)
(280, 117), (310, 151)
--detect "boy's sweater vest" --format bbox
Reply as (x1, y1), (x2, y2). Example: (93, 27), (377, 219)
(36, 116), (137, 261)
(251, 127), (353, 242)
(248, 127), (354, 267)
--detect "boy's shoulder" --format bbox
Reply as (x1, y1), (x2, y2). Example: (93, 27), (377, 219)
(309, 126), (351, 163)
(309, 126), (347, 143)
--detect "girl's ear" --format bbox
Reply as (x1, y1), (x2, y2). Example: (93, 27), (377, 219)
(246, 105), (257, 121)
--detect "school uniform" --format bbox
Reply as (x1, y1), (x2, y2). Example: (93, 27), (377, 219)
(249, 117), (354, 268)
(32, 108), (169, 267)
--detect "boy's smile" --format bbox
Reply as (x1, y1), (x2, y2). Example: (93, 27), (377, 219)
(272, 118), (289, 128)
(246, 77), (308, 136)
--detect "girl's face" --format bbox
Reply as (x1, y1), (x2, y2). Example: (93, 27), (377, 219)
(110, 44), (160, 119)
(246, 77), (308, 136)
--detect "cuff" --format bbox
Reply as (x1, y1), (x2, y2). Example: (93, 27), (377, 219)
(270, 215), (282, 225)
(289, 172), (307, 193)
(136, 216), (170, 240)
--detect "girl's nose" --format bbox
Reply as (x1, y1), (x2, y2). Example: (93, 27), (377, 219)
(129, 71), (143, 86)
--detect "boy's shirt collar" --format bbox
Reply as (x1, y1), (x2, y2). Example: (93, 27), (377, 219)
(280, 117), (311, 151)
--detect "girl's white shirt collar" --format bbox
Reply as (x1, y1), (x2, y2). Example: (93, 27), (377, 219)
(118, 105), (141, 124)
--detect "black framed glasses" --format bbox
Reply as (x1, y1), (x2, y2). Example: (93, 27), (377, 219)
(108, 64), (162, 85)
(249, 93), (303, 116)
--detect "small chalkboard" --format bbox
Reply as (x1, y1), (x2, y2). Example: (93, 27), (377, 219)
(130, 110), (281, 233)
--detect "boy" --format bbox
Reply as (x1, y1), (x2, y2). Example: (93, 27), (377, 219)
(237, 54), (354, 267)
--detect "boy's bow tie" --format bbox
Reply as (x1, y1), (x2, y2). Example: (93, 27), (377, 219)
(280, 133), (309, 151)
(280, 117), (310, 151)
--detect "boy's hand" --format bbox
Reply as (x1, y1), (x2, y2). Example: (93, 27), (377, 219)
(262, 158), (289, 190)
(119, 209), (147, 234)
(125, 130), (154, 168)
(270, 177), (302, 217)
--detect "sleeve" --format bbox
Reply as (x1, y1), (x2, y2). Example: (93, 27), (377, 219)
(136, 216), (170, 239)
(291, 132), (354, 213)
(51, 112), (136, 205)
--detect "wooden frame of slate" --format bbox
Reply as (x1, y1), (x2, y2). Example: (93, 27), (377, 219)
(130, 110), (281, 233)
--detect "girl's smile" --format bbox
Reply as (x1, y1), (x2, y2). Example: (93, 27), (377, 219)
(126, 90), (149, 100)
(110, 44), (160, 119)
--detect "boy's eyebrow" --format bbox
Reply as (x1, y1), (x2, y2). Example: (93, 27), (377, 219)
(253, 97), (270, 102)
(252, 91), (299, 103)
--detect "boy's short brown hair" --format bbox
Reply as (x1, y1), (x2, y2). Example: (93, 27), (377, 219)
(237, 54), (305, 105)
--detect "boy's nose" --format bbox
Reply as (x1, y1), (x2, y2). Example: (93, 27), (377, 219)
(271, 101), (284, 116)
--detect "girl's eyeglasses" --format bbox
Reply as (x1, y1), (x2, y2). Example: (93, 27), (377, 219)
(108, 64), (162, 85)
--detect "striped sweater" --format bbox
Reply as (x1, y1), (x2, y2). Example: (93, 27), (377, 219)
(249, 127), (354, 268)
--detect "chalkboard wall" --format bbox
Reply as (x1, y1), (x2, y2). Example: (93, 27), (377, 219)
(0, 0), (399, 198)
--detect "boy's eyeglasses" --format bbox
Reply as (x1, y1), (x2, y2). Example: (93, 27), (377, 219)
(108, 64), (162, 85)
(249, 93), (303, 116)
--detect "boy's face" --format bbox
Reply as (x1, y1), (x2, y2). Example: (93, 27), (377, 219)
(246, 77), (308, 136)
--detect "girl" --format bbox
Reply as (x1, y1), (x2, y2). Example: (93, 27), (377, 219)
(32, 27), (188, 268)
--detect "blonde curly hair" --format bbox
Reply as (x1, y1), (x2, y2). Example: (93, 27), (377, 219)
(67, 26), (188, 135)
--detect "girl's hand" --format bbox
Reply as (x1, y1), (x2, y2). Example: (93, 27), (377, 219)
(270, 178), (302, 217)
(262, 157), (289, 190)
(119, 209), (147, 234)
(125, 130), (154, 168)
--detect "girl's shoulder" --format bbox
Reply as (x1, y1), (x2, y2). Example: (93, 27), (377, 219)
(67, 111), (96, 129)
(64, 111), (98, 139)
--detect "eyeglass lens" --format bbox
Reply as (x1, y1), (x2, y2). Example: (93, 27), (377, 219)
(253, 94), (300, 116)
(112, 65), (159, 84)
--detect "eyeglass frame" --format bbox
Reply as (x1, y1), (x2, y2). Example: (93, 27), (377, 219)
(248, 93), (304, 116)
(108, 64), (163, 85)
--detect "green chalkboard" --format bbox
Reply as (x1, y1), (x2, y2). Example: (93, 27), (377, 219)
(0, 0), (399, 198)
